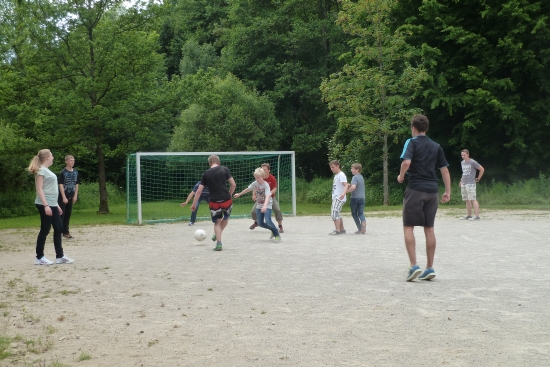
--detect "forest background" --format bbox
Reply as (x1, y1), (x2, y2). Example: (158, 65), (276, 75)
(0, 0), (549, 218)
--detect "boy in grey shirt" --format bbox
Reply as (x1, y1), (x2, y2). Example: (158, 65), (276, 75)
(459, 149), (485, 220)
(346, 163), (366, 234)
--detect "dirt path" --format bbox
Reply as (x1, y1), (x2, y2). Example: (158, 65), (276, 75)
(1, 209), (549, 366)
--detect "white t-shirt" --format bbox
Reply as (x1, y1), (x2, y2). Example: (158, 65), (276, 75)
(332, 171), (347, 201)
(248, 181), (273, 209)
(34, 166), (59, 206)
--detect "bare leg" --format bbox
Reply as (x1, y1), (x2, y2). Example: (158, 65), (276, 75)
(403, 226), (416, 266)
(334, 220), (341, 232)
(339, 218), (344, 232)
(466, 201), (472, 216)
(424, 226), (436, 268)
(214, 219), (228, 243)
(473, 200), (480, 217)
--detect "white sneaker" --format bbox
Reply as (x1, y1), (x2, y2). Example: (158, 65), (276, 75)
(35, 256), (53, 265)
(270, 234), (274, 239)
(56, 256), (74, 264)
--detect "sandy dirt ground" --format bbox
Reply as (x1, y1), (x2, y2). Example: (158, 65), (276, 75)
(0, 209), (549, 367)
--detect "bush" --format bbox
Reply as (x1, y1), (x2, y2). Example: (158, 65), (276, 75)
(0, 182), (126, 219)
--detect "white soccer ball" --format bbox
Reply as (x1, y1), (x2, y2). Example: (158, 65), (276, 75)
(194, 229), (207, 241)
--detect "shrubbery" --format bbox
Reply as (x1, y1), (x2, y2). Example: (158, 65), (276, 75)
(0, 182), (126, 219)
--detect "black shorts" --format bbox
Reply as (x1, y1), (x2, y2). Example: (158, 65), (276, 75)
(402, 188), (439, 227)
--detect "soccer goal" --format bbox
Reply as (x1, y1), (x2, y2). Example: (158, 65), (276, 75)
(127, 151), (296, 224)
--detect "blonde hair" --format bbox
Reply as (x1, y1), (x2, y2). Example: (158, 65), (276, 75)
(65, 155), (74, 161)
(208, 155), (220, 165)
(351, 163), (362, 173)
(27, 149), (51, 175)
(254, 167), (265, 178)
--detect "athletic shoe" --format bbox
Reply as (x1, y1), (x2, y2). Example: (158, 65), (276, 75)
(279, 225), (284, 233)
(273, 236), (281, 243)
(406, 265), (421, 281)
(328, 230), (341, 235)
(461, 215), (472, 220)
(56, 256), (74, 264)
(188, 222), (195, 226)
(35, 256), (53, 265)
(469, 216), (481, 221)
(354, 230), (361, 234)
(340, 230), (346, 234)
(360, 226), (366, 235)
(249, 222), (258, 230)
(211, 234), (216, 242)
(63, 234), (74, 239)
(270, 234), (274, 239)
(418, 268), (436, 280)
(213, 243), (222, 251)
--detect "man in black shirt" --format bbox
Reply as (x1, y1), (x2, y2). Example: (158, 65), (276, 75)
(398, 114), (451, 281)
(192, 155), (236, 251)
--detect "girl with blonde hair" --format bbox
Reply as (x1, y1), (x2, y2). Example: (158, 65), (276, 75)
(28, 149), (74, 265)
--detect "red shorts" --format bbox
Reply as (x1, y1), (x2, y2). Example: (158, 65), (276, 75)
(209, 199), (233, 222)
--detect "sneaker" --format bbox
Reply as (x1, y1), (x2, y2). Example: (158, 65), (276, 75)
(354, 230), (361, 234)
(418, 268), (436, 280)
(278, 225), (284, 233)
(340, 230), (346, 234)
(406, 265), (421, 281)
(63, 234), (74, 239)
(249, 222), (258, 230)
(461, 215), (472, 220)
(469, 216), (481, 221)
(35, 256), (53, 265)
(328, 230), (341, 235)
(360, 225), (366, 234)
(270, 234), (274, 239)
(213, 243), (222, 251)
(273, 236), (281, 243)
(188, 222), (195, 226)
(56, 256), (74, 264)
(211, 234), (217, 242)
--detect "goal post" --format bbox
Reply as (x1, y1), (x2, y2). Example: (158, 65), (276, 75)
(127, 151), (296, 224)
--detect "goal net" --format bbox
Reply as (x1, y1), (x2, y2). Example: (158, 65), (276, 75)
(127, 151), (296, 224)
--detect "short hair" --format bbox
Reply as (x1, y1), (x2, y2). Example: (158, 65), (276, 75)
(411, 114), (429, 133)
(329, 160), (340, 167)
(208, 155), (220, 166)
(65, 155), (74, 161)
(461, 149), (470, 156)
(254, 167), (265, 178)
(261, 163), (271, 171)
(351, 163), (362, 173)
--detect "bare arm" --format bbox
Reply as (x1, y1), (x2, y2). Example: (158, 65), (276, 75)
(339, 181), (347, 200)
(73, 184), (79, 203)
(475, 166), (485, 182)
(234, 187), (252, 198)
(190, 185), (204, 211)
(59, 184), (68, 204)
(228, 177), (236, 195)
(440, 167), (451, 203)
(37, 175), (53, 216)
(180, 191), (195, 206)
(347, 184), (357, 193)
(397, 160), (411, 183)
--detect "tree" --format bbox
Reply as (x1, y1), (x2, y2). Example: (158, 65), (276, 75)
(169, 72), (281, 152)
(14, 0), (174, 213)
(394, 0), (550, 180)
(321, 0), (428, 205)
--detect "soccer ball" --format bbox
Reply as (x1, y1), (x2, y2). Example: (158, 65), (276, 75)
(194, 229), (207, 241)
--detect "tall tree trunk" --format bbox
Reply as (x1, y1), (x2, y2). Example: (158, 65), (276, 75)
(96, 142), (110, 214)
(382, 133), (389, 206)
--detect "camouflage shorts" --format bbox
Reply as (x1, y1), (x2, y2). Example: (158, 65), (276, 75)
(461, 184), (477, 201)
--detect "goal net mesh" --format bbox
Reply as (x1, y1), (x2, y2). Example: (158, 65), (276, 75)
(127, 152), (294, 224)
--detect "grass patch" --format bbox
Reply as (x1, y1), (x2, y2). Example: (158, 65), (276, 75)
(0, 336), (11, 360)
(78, 352), (92, 361)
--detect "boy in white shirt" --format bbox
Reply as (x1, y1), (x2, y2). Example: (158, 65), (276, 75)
(329, 160), (347, 235)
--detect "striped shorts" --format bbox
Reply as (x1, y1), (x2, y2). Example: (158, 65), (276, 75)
(331, 198), (346, 221)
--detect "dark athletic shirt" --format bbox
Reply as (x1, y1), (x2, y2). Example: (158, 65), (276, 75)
(200, 166), (232, 202)
(400, 135), (448, 193)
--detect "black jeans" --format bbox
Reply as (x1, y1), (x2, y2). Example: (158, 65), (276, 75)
(58, 197), (74, 235)
(35, 204), (64, 259)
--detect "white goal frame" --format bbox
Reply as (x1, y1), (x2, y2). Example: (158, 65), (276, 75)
(128, 151), (296, 225)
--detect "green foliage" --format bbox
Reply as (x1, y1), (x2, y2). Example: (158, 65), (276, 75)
(321, 0), (428, 205)
(395, 0), (550, 178)
(179, 38), (219, 76)
(170, 72), (282, 151)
